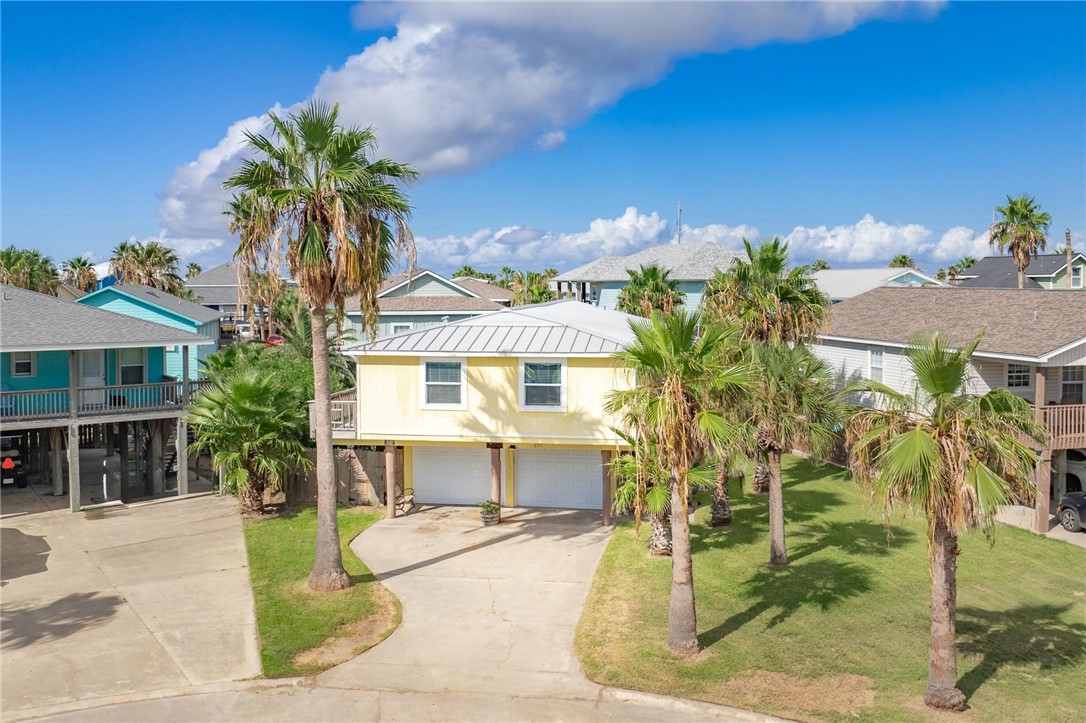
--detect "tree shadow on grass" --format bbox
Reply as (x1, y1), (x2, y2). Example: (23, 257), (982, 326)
(788, 519), (916, 564)
(956, 603), (1086, 698)
(700, 559), (874, 647)
(695, 480), (845, 552)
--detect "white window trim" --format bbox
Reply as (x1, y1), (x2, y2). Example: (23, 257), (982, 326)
(519, 358), (567, 413)
(419, 357), (467, 410)
(1062, 366), (1085, 403)
(391, 322), (414, 335)
(117, 347), (148, 386)
(10, 351), (36, 378)
(1072, 266), (1084, 289)
(868, 349), (884, 383)
(1006, 362), (1033, 390)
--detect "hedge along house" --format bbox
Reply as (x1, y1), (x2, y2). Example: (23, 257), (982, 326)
(76, 285), (222, 380)
(552, 240), (744, 310)
(0, 285), (212, 510)
(313, 300), (636, 523)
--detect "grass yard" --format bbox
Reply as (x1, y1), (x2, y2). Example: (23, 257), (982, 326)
(575, 455), (1086, 722)
(244, 506), (400, 677)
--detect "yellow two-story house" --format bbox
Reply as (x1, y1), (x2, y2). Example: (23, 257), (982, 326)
(332, 300), (636, 517)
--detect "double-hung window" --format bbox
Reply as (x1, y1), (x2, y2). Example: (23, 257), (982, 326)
(521, 360), (565, 411)
(119, 348), (146, 385)
(1007, 363), (1032, 389)
(10, 351), (35, 377)
(1072, 266), (1084, 289)
(868, 349), (884, 384)
(1062, 366), (1084, 404)
(422, 359), (465, 408)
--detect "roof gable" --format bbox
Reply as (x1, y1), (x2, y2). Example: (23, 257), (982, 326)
(0, 284), (211, 352)
(377, 269), (480, 299)
(185, 262), (240, 287)
(554, 242), (743, 282)
(79, 285), (222, 324)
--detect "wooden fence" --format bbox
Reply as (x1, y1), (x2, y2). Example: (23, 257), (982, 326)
(283, 447), (392, 507)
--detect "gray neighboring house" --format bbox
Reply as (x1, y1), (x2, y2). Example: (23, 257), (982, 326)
(185, 262), (247, 328)
(811, 267), (943, 303)
(955, 252), (1085, 289)
(553, 241), (744, 310)
(343, 269), (505, 339)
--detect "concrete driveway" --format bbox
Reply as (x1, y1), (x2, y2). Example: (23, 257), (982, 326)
(0, 487), (260, 718)
(319, 506), (613, 698)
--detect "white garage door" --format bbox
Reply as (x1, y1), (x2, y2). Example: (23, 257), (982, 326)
(411, 446), (494, 505)
(515, 450), (602, 510)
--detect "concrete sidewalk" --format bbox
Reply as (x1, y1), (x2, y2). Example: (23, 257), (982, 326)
(996, 504), (1086, 548)
(1, 488), (260, 717)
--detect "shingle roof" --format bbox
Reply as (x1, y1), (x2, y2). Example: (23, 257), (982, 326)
(185, 262), (241, 286)
(451, 277), (515, 302)
(0, 284), (211, 352)
(554, 241), (743, 282)
(85, 285), (223, 324)
(811, 268), (941, 300)
(957, 253), (1085, 279)
(956, 270), (1044, 289)
(377, 296), (503, 313)
(822, 287), (1086, 360)
(345, 299), (636, 356)
(187, 285), (245, 305)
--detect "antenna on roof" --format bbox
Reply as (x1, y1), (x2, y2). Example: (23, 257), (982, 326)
(676, 201), (683, 244)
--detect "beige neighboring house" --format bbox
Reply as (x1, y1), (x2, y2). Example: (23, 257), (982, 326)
(813, 286), (1086, 533)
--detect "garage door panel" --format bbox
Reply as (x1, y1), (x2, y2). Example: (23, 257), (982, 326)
(412, 447), (493, 505)
(516, 450), (602, 510)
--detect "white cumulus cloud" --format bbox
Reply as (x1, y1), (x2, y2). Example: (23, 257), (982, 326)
(783, 214), (934, 263)
(930, 225), (991, 261)
(156, 1), (930, 242)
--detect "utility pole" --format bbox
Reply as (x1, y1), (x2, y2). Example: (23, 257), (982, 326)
(1067, 229), (1073, 289)
(676, 201), (683, 244)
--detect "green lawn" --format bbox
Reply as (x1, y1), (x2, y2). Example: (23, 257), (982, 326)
(243, 506), (399, 677)
(575, 455), (1086, 722)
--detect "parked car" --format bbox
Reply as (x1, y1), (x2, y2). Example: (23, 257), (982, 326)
(235, 323), (254, 342)
(265, 334), (284, 347)
(1, 435), (28, 489)
(1057, 491), (1085, 533)
(1064, 449), (1085, 494)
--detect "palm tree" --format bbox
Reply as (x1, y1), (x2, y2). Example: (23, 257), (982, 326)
(224, 100), (416, 592)
(616, 265), (685, 316)
(846, 332), (1046, 710)
(0, 246), (60, 294)
(606, 311), (750, 654)
(188, 369), (310, 515)
(703, 238), (830, 496)
(746, 343), (840, 565)
(61, 256), (98, 292)
(499, 265), (516, 289)
(510, 270), (555, 305)
(811, 259), (830, 271)
(109, 239), (184, 293)
(989, 195), (1051, 289)
(889, 253), (917, 269)
(187, 262), (203, 279)
(935, 268), (948, 282)
(956, 256), (977, 272)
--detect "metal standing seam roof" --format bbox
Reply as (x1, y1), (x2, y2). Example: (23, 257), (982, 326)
(554, 241), (744, 282)
(0, 284), (212, 352)
(821, 286), (1086, 360)
(82, 285), (223, 324)
(344, 299), (637, 356)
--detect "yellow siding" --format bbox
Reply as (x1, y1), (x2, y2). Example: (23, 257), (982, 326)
(350, 355), (631, 446)
(505, 447), (516, 506)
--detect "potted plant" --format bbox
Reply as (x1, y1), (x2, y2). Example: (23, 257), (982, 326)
(478, 499), (500, 526)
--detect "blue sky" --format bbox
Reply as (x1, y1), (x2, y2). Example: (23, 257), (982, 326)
(3, 1), (1084, 276)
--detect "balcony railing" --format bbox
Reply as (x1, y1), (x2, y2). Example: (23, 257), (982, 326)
(0, 379), (212, 425)
(307, 390), (357, 437)
(1038, 403), (1086, 449)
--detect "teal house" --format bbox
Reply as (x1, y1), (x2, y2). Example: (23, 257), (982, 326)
(76, 285), (222, 380)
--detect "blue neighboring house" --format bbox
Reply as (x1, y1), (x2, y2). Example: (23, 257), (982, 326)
(75, 285), (222, 380)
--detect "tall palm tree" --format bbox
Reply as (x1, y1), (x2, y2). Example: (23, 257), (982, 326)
(606, 311), (750, 654)
(499, 265), (515, 289)
(0, 246), (60, 294)
(811, 258), (830, 271)
(109, 239), (184, 293)
(846, 332), (1046, 710)
(61, 256), (98, 292)
(746, 343), (840, 565)
(224, 100), (416, 592)
(703, 238), (830, 497)
(889, 253), (917, 269)
(187, 262), (203, 279)
(510, 270), (555, 305)
(189, 369), (310, 515)
(616, 264), (685, 316)
(989, 195), (1051, 289)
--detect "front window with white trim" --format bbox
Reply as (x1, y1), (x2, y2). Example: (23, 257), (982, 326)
(421, 359), (465, 408)
(868, 349), (884, 384)
(521, 360), (565, 410)
(10, 351), (35, 377)
(1007, 363), (1032, 389)
(1072, 265), (1083, 288)
(1062, 366), (1084, 404)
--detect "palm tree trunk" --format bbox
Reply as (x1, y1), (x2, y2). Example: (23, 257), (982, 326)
(924, 518), (966, 710)
(667, 468), (699, 655)
(649, 511), (673, 555)
(307, 306), (350, 592)
(1018, 267), (1025, 290)
(768, 450), (788, 566)
(240, 473), (266, 515)
(710, 460), (732, 526)
(752, 460), (770, 494)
